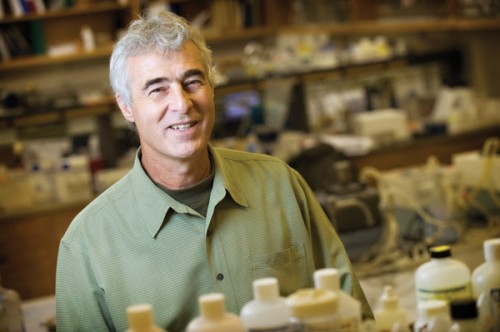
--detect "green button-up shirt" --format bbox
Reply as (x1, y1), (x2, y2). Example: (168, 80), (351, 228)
(56, 145), (372, 332)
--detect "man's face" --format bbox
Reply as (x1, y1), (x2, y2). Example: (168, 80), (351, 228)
(118, 41), (215, 163)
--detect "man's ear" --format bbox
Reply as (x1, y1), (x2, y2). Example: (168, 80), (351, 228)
(116, 94), (134, 123)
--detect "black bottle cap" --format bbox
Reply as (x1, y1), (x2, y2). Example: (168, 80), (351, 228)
(430, 245), (451, 258)
(450, 298), (478, 319)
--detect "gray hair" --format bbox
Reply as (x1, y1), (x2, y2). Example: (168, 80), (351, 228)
(109, 11), (218, 107)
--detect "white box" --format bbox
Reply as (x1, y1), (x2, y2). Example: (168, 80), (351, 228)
(353, 109), (410, 146)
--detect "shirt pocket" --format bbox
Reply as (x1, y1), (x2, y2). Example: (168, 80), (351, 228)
(250, 243), (310, 296)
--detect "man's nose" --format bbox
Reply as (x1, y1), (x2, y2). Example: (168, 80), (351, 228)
(170, 84), (193, 113)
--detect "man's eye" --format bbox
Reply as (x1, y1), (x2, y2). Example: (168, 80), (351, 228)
(185, 80), (203, 89)
(148, 87), (164, 95)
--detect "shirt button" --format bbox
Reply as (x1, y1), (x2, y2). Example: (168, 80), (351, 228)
(216, 273), (224, 281)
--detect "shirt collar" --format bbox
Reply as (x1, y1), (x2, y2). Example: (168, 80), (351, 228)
(129, 145), (248, 238)
(208, 144), (248, 208)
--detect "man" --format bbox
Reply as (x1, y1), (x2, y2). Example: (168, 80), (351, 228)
(56, 10), (373, 331)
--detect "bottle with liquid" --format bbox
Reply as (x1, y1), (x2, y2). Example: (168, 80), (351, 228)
(240, 277), (290, 331)
(374, 285), (409, 332)
(414, 300), (453, 332)
(450, 298), (484, 332)
(186, 292), (245, 332)
(313, 268), (361, 332)
(125, 303), (166, 332)
(0, 273), (25, 332)
(415, 245), (472, 303)
(472, 238), (500, 332)
(286, 288), (339, 331)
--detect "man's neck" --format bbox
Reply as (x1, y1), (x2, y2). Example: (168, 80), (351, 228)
(141, 149), (212, 190)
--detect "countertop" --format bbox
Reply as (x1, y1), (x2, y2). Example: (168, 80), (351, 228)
(20, 225), (498, 331)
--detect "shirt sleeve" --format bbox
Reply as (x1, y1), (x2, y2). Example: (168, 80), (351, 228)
(56, 238), (116, 332)
(292, 168), (375, 320)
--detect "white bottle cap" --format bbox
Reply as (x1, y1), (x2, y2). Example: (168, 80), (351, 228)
(253, 277), (280, 301)
(380, 285), (399, 310)
(418, 300), (448, 319)
(484, 238), (500, 262)
(127, 303), (154, 330)
(286, 288), (338, 318)
(199, 293), (225, 320)
(313, 268), (340, 291)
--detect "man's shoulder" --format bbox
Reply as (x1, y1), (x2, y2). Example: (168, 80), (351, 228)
(212, 146), (299, 182)
(213, 146), (285, 164)
(63, 173), (133, 239)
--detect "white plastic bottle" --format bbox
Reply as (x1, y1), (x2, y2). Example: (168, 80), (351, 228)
(374, 285), (409, 332)
(471, 238), (500, 332)
(126, 303), (167, 332)
(414, 300), (453, 332)
(186, 292), (245, 332)
(415, 245), (472, 303)
(240, 277), (291, 331)
(286, 288), (339, 331)
(313, 268), (361, 332)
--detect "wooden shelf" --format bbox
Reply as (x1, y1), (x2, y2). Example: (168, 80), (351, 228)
(203, 26), (273, 43)
(0, 2), (129, 24)
(215, 57), (410, 93)
(278, 18), (500, 36)
(1, 14), (499, 72)
(350, 125), (500, 171)
(0, 44), (114, 71)
(0, 97), (116, 128)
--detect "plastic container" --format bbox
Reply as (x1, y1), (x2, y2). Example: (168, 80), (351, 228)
(126, 303), (166, 332)
(374, 285), (409, 332)
(313, 268), (361, 332)
(186, 293), (245, 332)
(240, 277), (291, 331)
(413, 300), (453, 332)
(450, 298), (484, 332)
(286, 288), (340, 331)
(415, 245), (472, 303)
(0, 273), (25, 332)
(471, 238), (500, 332)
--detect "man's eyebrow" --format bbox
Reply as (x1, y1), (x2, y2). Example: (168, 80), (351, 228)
(142, 69), (206, 91)
(183, 68), (206, 80)
(142, 77), (168, 91)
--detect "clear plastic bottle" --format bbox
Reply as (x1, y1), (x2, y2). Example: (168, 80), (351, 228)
(125, 303), (167, 332)
(186, 292), (245, 332)
(415, 245), (472, 303)
(450, 298), (484, 332)
(240, 277), (291, 331)
(413, 300), (453, 332)
(286, 288), (339, 331)
(374, 285), (409, 332)
(471, 238), (500, 332)
(313, 268), (361, 332)
(0, 273), (25, 332)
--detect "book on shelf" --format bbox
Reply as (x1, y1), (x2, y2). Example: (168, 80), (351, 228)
(0, 31), (11, 61)
(8, 0), (24, 17)
(29, 20), (46, 54)
(25, 0), (46, 13)
(210, 0), (243, 30)
(1, 26), (33, 57)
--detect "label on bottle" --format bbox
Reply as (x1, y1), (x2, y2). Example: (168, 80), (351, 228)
(289, 321), (340, 332)
(248, 326), (291, 332)
(416, 282), (472, 302)
(304, 324), (339, 332)
(339, 317), (359, 332)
